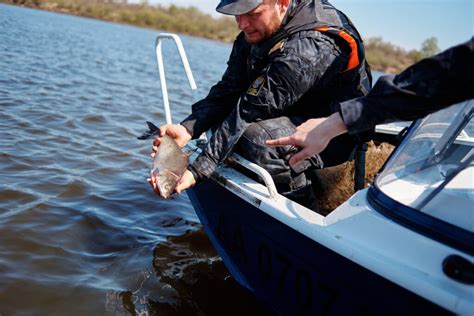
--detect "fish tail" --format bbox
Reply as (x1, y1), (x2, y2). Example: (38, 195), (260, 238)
(137, 121), (160, 140)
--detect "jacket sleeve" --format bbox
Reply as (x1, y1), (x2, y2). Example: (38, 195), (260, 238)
(180, 34), (249, 139)
(339, 38), (474, 135)
(190, 33), (348, 180)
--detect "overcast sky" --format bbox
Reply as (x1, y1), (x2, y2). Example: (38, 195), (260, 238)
(136, 0), (473, 51)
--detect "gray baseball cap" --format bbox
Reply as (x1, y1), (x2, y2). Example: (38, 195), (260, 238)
(216, 0), (263, 15)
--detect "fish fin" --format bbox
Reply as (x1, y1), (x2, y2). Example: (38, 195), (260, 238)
(137, 121), (160, 140)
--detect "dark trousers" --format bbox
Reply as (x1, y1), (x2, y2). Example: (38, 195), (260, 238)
(235, 116), (358, 209)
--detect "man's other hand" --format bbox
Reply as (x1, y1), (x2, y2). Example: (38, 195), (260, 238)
(146, 170), (195, 197)
(175, 170), (196, 194)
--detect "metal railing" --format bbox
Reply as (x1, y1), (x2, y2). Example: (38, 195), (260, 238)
(229, 154), (279, 200)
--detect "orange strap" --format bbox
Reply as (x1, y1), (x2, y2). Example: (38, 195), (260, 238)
(315, 27), (360, 72)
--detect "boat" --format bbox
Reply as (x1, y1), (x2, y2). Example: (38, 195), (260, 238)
(154, 33), (474, 315)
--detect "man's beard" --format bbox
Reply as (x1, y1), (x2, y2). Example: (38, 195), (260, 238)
(245, 17), (281, 44)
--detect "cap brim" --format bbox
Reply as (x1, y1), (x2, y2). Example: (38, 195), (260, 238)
(216, 1), (262, 15)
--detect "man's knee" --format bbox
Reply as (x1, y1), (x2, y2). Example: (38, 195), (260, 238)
(239, 117), (296, 153)
(237, 121), (280, 167)
(235, 118), (299, 180)
(240, 122), (270, 148)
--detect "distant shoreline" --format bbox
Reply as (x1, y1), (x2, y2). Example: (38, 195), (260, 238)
(2, 0), (433, 73)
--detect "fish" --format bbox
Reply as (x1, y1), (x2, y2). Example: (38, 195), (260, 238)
(138, 122), (189, 198)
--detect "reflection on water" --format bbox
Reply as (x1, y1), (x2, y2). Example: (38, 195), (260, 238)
(0, 3), (269, 315)
(103, 230), (271, 315)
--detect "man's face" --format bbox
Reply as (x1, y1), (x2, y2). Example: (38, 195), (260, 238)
(235, 0), (286, 44)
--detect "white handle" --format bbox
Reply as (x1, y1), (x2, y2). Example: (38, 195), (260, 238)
(229, 154), (279, 200)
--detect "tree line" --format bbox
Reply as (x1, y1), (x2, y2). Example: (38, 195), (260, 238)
(2, 0), (440, 73)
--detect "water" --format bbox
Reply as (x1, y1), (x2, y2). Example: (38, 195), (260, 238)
(0, 4), (270, 315)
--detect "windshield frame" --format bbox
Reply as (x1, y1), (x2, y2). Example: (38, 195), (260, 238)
(367, 186), (474, 255)
(367, 101), (474, 255)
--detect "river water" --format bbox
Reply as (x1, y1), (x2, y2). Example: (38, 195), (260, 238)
(0, 4), (271, 315)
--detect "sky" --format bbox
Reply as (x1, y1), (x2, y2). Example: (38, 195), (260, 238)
(137, 0), (473, 51)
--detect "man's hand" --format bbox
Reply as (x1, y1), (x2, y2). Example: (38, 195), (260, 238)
(152, 124), (192, 149)
(147, 170), (195, 197)
(266, 113), (348, 165)
(175, 170), (196, 193)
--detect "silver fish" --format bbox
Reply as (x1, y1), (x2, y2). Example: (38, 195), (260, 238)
(138, 122), (189, 198)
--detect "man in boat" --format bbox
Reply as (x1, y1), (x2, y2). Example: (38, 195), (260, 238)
(267, 38), (474, 165)
(149, 0), (372, 210)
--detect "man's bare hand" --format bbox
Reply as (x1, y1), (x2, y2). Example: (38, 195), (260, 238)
(152, 124), (192, 151)
(146, 170), (195, 197)
(266, 113), (348, 165)
(175, 170), (196, 194)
